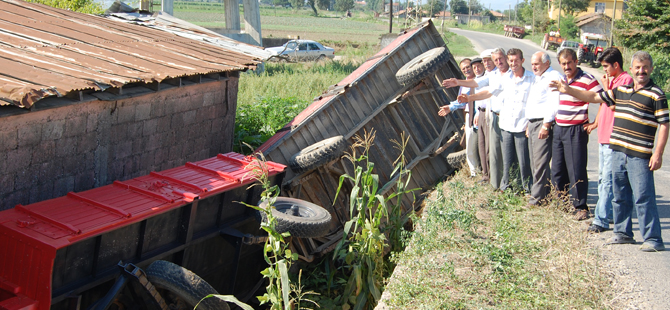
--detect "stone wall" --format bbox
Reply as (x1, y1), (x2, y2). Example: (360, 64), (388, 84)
(0, 76), (239, 210)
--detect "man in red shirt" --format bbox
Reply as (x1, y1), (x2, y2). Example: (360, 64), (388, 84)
(584, 48), (633, 232)
(553, 49), (603, 220)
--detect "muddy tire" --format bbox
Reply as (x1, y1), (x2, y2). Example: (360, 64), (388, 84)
(146, 260), (230, 310)
(257, 197), (332, 238)
(289, 136), (346, 173)
(577, 48), (585, 65)
(446, 149), (467, 167)
(395, 47), (451, 86)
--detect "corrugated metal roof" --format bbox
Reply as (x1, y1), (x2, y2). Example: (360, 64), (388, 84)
(0, 0), (270, 109)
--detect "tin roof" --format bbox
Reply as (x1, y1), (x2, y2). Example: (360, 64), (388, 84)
(0, 0), (270, 109)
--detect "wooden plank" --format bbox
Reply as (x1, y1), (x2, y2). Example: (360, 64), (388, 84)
(340, 94), (366, 125)
(345, 88), (372, 117)
(387, 105), (421, 157)
(330, 99), (355, 131)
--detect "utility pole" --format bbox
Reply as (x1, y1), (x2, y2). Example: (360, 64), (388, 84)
(557, 0), (561, 34)
(390, 0), (393, 33)
(515, 0), (518, 24)
(610, 0), (616, 46)
(441, 0), (448, 31)
(468, 0), (471, 25)
(532, 0), (535, 35)
(509, 4), (511, 23)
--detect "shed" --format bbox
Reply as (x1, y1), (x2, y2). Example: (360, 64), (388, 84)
(575, 12), (611, 37)
(0, 0), (270, 210)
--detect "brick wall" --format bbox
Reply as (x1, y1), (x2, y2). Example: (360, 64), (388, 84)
(0, 76), (239, 211)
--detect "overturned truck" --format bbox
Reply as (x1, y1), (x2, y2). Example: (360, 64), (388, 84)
(0, 20), (465, 309)
(257, 20), (466, 261)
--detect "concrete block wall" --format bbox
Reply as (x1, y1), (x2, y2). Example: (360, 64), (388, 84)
(0, 77), (238, 211)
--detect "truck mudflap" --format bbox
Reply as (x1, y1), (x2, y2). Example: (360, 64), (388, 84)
(257, 20), (465, 259)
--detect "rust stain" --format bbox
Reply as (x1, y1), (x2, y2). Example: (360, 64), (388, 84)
(0, 0), (264, 109)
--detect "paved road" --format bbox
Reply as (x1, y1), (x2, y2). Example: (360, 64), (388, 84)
(449, 28), (670, 309)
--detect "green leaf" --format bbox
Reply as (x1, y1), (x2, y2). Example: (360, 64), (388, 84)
(278, 260), (290, 310)
(195, 294), (255, 310)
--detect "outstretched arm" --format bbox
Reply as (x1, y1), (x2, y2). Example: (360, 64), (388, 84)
(549, 79), (604, 104)
(443, 78), (479, 89)
(459, 90), (492, 103)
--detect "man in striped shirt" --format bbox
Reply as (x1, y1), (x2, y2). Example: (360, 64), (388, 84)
(553, 49), (602, 220)
(550, 51), (668, 252)
(584, 47), (633, 233)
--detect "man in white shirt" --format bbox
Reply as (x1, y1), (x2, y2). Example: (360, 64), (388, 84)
(525, 51), (562, 205)
(461, 48), (534, 192)
(443, 48), (508, 190)
(438, 58), (479, 176)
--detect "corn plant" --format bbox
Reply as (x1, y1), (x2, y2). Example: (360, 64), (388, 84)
(332, 130), (417, 309)
(241, 154), (299, 310)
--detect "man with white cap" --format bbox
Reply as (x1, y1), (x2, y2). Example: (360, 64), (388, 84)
(472, 49), (496, 183)
(443, 47), (508, 190)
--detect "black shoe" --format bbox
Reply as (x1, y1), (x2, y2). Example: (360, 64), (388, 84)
(587, 224), (607, 233)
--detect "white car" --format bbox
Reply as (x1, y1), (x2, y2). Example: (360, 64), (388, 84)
(266, 40), (335, 62)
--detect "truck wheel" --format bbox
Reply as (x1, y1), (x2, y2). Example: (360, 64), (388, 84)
(577, 49), (584, 65)
(446, 149), (467, 167)
(257, 197), (332, 238)
(395, 47), (451, 86)
(289, 136), (346, 173)
(146, 260), (230, 310)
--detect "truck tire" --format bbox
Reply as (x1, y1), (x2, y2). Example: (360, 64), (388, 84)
(446, 149), (467, 167)
(257, 197), (332, 238)
(577, 48), (584, 65)
(395, 47), (451, 86)
(146, 260), (230, 310)
(289, 136), (346, 173)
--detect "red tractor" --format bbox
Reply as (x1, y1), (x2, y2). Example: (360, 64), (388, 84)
(577, 32), (608, 68)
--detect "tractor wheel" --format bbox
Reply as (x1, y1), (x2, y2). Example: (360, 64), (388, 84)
(395, 47), (451, 86)
(146, 260), (230, 310)
(256, 197), (332, 238)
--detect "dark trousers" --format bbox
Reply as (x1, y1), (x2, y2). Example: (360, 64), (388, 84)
(527, 120), (552, 204)
(477, 111), (489, 181)
(551, 124), (589, 209)
(500, 130), (532, 192)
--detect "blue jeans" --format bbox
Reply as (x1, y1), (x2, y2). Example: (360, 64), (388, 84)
(611, 150), (664, 246)
(592, 144), (613, 228)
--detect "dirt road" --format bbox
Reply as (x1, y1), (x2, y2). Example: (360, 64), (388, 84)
(449, 27), (670, 309)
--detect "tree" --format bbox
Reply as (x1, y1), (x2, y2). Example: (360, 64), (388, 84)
(558, 0), (589, 15)
(367, 0), (383, 12)
(274, 0), (290, 7)
(25, 0), (103, 14)
(317, 0), (330, 10)
(559, 14), (579, 39)
(449, 0), (467, 14)
(424, 0), (447, 16)
(306, 0), (318, 15)
(290, 0), (304, 10)
(335, 0), (354, 12)
(616, 0), (670, 54)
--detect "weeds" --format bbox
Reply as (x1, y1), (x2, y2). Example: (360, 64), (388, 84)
(327, 130), (417, 309)
(380, 168), (612, 309)
(242, 154), (299, 310)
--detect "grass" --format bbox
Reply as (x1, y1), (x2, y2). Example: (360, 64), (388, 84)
(441, 30), (478, 58)
(378, 168), (614, 309)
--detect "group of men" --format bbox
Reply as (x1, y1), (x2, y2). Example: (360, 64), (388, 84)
(440, 46), (667, 252)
